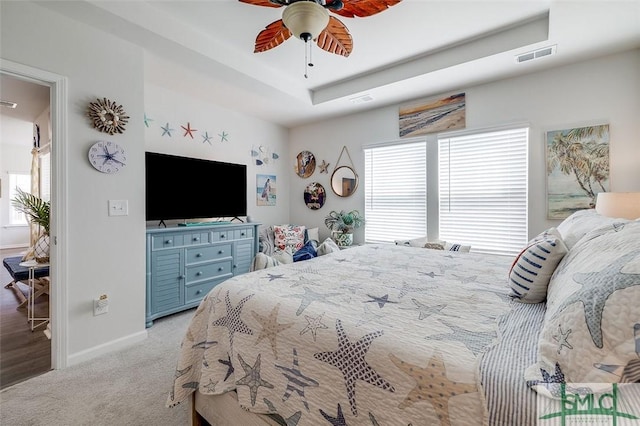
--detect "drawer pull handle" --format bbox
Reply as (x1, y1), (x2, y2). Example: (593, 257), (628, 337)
(193, 237), (199, 242)
(165, 240), (172, 244)
(218, 250), (224, 254)
(196, 271), (202, 276)
(218, 267), (223, 271)
(196, 253), (202, 257)
(179, 275), (185, 280)
(196, 290), (202, 295)
(241, 232), (245, 236)
(221, 234), (226, 238)
(233, 264), (237, 268)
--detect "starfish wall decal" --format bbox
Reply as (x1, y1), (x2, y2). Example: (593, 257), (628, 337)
(181, 122), (197, 138)
(161, 122), (174, 137)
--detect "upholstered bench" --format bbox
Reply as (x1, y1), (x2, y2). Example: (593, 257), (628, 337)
(3, 256), (50, 308)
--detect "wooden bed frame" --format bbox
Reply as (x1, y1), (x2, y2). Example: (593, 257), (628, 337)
(191, 391), (281, 426)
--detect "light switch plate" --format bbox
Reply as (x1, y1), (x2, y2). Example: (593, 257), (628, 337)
(108, 199), (128, 216)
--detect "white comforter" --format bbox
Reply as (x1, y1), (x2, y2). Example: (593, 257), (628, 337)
(168, 244), (513, 425)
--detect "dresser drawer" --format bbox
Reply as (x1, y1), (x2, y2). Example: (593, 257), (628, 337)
(186, 232), (210, 245)
(185, 244), (232, 265)
(185, 260), (233, 284)
(185, 278), (225, 304)
(152, 234), (184, 250)
(234, 227), (253, 240)
(211, 230), (231, 242)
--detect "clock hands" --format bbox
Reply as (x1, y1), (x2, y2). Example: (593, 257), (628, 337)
(96, 146), (124, 166)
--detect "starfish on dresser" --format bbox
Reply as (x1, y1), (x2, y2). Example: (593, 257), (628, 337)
(314, 319), (395, 415)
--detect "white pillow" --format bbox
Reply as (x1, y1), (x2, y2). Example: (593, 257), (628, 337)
(306, 227), (320, 245)
(273, 225), (306, 252)
(526, 221), (640, 389)
(316, 238), (340, 256)
(394, 236), (429, 247)
(556, 209), (630, 250)
(509, 228), (568, 303)
(250, 252), (281, 271)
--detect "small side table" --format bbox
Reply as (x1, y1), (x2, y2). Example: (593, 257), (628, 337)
(19, 260), (50, 331)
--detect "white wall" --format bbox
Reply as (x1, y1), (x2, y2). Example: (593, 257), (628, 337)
(1, 1), (147, 362)
(144, 69), (290, 228)
(289, 49), (640, 242)
(0, 116), (32, 249)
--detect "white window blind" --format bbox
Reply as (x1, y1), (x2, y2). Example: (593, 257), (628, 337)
(364, 141), (427, 243)
(439, 127), (528, 256)
(39, 152), (51, 202)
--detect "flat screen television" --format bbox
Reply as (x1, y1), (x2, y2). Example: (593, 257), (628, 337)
(145, 151), (247, 222)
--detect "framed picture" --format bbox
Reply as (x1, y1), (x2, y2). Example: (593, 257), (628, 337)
(295, 150), (316, 178)
(303, 182), (326, 210)
(256, 174), (276, 206)
(399, 92), (466, 138)
(546, 124), (610, 219)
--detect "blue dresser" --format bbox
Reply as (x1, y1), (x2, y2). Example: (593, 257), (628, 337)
(145, 222), (259, 327)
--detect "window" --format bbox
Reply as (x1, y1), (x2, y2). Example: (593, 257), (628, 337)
(364, 140), (427, 243)
(9, 173), (31, 225)
(363, 126), (528, 255)
(439, 127), (528, 256)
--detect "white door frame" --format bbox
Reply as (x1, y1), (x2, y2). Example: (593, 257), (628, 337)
(1, 58), (68, 369)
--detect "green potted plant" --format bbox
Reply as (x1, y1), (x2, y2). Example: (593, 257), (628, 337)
(11, 188), (50, 263)
(324, 209), (365, 247)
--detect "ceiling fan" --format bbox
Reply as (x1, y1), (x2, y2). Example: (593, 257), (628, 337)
(240, 0), (402, 59)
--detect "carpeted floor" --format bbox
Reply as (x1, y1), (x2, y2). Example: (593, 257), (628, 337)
(0, 309), (194, 426)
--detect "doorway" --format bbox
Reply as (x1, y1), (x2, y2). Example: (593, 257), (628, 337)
(0, 60), (69, 384)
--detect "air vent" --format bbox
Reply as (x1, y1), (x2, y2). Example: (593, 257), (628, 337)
(516, 45), (556, 63)
(0, 100), (17, 109)
(349, 94), (374, 105)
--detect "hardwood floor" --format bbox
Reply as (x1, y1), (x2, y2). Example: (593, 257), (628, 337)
(0, 248), (51, 390)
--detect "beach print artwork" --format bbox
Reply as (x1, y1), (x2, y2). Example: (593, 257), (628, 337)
(257, 174), (276, 206)
(546, 124), (610, 219)
(399, 93), (466, 138)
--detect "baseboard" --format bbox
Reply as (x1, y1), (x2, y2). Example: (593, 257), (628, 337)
(66, 329), (148, 366)
(0, 244), (29, 251)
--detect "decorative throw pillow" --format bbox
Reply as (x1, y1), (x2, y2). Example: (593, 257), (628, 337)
(444, 242), (471, 253)
(273, 225), (306, 252)
(258, 225), (276, 256)
(508, 228), (568, 303)
(250, 252), (281, 272)
(305, 227), (320, 246)
(293, 240), (317, 262)
(525, 221), (640, 390)
(272, 247), (294, 264)
(423, 242), (445, 250)
(556, 208), (630, 250)
(394, 236), (429, 247)
(316, 238), (341, 256)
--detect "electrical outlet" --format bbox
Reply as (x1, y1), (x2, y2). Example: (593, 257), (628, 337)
(94, 294), (109, 316)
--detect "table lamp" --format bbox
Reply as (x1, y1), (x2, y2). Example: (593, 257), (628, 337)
(595, 192), (640, 219)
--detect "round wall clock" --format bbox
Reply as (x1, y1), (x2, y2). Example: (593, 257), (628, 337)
(88, 140), (126, 174)
(304, 182), (326, 210)
(295, 150), (316, 178)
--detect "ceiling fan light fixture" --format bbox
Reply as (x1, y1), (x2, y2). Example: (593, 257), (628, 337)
(282, 1), (329, 41)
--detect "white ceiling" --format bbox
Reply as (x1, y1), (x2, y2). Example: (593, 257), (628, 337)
(12, 1), (640, 128)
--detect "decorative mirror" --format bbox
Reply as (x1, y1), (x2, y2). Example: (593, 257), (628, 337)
(331, 166), (358, 197)
(330, 146), (358, 197)
(295, 150), (316, 178)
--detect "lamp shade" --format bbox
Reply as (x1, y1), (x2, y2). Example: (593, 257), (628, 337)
(595, 192), (640, 219)
(282, 1), (329, 41)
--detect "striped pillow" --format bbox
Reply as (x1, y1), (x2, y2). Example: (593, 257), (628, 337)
(509, 228), (568, 303)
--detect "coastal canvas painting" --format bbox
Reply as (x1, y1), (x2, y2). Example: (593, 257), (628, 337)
(256, 174), (276, 206)
(546, 124), (610, 219)
(399, 93), (466, 138)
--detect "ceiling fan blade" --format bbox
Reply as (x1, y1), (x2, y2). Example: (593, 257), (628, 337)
(238, 0), (283, 8)
(254, 20), (292, 53)
(316, 16), (353, 57)
(328, 0), (402, 18)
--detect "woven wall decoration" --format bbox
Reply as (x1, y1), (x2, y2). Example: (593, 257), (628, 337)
(87, 97), (130, 135)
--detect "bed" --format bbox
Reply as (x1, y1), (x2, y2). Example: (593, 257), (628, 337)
(168, 209), (640, 425)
